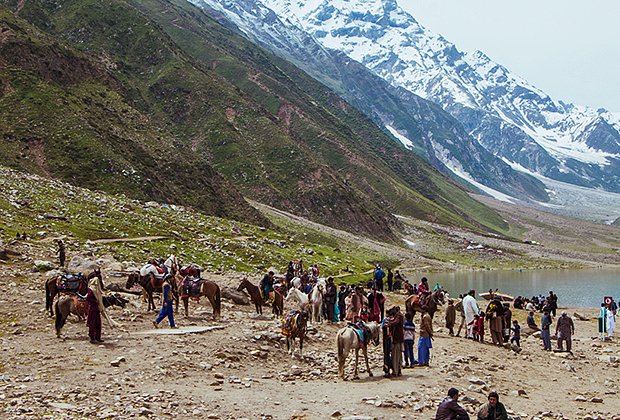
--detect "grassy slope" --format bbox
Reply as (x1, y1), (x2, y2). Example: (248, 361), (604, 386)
(0, 7), (265, 225)
(0, 165), (392, 276)
(132, 0), (511, 236)
(2, 0), (510, 240)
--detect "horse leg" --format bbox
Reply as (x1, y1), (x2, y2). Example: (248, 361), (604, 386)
(363, 346), (372, 377)
(337, 333), (346, 379)
(353, 348), (360, 379)
(299, 336), (303, 358)
(183, 298), (189, 317)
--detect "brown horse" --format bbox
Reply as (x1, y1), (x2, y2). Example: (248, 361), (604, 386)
(283, 311), (309, 357)
(236, 278), (283, 316)
(176, 276), (221, 318)
(45, 269), (102, 317)
(405, 288), (445, 320)
(126, 271), (178, 312)
(54, 293), (127, 338)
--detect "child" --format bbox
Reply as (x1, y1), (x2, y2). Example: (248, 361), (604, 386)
(403, 312), (417, 367)
(359, 303), (369, 322)
(476, 311), (485, 343)
(510, 319), (521, 347)
(470, 314), (480, 342)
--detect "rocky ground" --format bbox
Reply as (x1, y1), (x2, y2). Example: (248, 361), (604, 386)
(1, 248), (620, 420)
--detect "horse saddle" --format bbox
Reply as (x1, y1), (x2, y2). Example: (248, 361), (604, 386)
(351, 323), (371, 347)
(183, 276), (203, 296)
(58, 273), (85, 293)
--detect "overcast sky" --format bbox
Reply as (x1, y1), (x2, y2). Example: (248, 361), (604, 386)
(400, 0), (620, 112)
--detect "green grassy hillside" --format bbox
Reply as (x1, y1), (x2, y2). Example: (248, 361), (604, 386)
(1, 0), (510, 239)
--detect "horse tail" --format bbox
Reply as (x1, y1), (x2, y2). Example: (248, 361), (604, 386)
(45, 280), (51, 312)
(54, 300), (66, 335)
(214, 284), (221, 318)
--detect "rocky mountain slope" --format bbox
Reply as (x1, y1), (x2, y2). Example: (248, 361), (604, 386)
(192, 0), (550, 203)
(1, 0), (514, 239)
(221, 0), (620, 194)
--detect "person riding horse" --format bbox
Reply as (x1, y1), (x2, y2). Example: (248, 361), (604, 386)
(418, 277), (431, 304)
(259, 271), (275, 304)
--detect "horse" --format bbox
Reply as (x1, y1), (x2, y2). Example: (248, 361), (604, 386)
(45, 269), (103, 317)
(236, 278), (283, 316)
(283, 311), (309, 358)
(177, 276), (221, 318)
(54, 293), (128, 338)
(126, 266), (178, 312)
(336, 321), (381, 380)
(290, 276), (302, 290)
(285, 288), (309, 312)
(405, 288), (445, 320)
(308, 284), (324, 323)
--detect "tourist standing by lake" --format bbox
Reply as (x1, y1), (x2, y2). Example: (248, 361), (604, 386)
(556, 311), (575, 352)
(541, 309), (552, 351)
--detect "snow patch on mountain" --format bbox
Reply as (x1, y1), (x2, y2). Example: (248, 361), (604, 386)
(260, 0), (620, 193)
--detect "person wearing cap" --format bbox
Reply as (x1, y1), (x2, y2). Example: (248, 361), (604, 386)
(556, 311), (575, 352)
(476, 391), (508, 420)
(434, 387), (469, 420)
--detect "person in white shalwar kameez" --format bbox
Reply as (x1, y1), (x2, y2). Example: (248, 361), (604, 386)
(607, 304), (616, 337)
(462, 290), (479, 339)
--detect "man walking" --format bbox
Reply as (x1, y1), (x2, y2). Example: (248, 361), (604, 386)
(556, 311), (575, 352)
(153, 277), (176, 329)
(455, 296), (466, 337)
(541, 309), (552, 351)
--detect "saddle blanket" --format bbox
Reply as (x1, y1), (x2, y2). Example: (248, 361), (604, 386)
(281, 311), (300, 336)
(58, 273), (85, 293)
(182, 277), (203, 296)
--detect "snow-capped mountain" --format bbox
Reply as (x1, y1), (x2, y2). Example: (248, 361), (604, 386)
(196, 0), (620, 195)
(191, 0), (551, 202)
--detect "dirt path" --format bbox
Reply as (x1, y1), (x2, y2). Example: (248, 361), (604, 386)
(91, 236), (168, 244)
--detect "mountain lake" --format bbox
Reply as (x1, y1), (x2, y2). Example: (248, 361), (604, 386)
(413, 268), (620, 308)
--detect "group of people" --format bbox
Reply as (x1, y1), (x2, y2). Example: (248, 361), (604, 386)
(598, 298), (617, 340)
(379, 305), (435, 377)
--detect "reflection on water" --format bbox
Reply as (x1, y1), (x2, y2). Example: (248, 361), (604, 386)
(410, 269), (620, 308)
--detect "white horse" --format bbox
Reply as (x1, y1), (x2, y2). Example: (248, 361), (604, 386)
(308, 284), (324, 323)
(336, 322), (380, 380)
(285, 288), (309, 311)
(291, 276), (302, 290)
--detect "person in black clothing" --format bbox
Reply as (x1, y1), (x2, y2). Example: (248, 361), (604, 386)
(338, 284), (349, 321)
(387, 268), (394, 292)
(324, 277), (337, 322)
(548, 291), (558, 317)
(435, 388), (469, 420)
(382, 307), (394, 377)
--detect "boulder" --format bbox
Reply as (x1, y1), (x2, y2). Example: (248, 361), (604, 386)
(67, 256), (99, 273)
(573, 312), (589, 321)
(34, 260), (56, 271)
(221, 287), (250, 305)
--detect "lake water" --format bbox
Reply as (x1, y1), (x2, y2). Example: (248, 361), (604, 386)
(415, 268), (620, 308)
